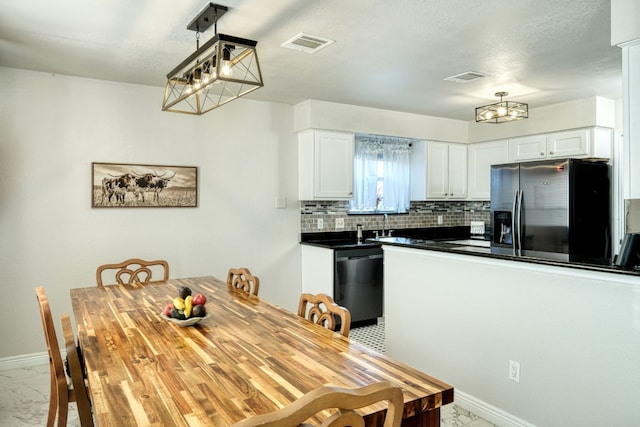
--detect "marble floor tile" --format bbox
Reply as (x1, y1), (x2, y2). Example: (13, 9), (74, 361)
(0, 364), (79, 427)
(441, 403), (497, 427)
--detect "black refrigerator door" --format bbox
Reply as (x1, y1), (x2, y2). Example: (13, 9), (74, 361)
(568, 159), (611, 261)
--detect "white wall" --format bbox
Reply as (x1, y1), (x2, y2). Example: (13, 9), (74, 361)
(384, 246), (640, 426)
(468, 96), (617, 143)
(0, 67), (301, 359)
(294, 99), (469, 143)
(611, 0), (640, 46)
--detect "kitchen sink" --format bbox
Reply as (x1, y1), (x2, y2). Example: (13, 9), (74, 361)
(447, 245), (491, 253)
(441, 239), (490, 248)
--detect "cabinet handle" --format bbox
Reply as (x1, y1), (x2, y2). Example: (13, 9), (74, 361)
(549, 151), (554, 155)
(540, 152), (544, 156)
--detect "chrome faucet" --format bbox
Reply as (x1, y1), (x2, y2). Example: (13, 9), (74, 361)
(382, 213), (389, 237)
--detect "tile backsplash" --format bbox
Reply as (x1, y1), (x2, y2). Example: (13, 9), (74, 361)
(300, 200), (490, 233)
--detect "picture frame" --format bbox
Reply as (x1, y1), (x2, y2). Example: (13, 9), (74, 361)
(92, 162), (198, 208)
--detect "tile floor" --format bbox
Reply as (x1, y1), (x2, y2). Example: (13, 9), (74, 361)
(0, 323), (495, 426)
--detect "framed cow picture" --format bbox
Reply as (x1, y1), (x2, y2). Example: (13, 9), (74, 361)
(92, 162), (198, 208)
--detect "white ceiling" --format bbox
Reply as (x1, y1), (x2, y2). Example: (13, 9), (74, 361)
(0, 0), (621, 121)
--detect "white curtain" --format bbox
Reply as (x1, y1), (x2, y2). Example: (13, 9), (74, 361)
(352, 134), (414, 213)
(352, 138), (381, 211)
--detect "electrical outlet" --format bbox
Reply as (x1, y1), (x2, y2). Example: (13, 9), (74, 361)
(509, 360), (521, 383)
(335, 218), (345, 229)
(317, 218), (324, 229)
(470, 221), (485, 235)
(437, 215), (443, 225)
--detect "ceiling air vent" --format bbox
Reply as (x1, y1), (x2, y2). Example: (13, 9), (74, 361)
(444, 71), (486, 83)
(281, 33), (335, 53)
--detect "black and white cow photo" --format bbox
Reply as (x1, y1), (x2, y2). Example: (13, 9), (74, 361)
(92, 163), (197, 207)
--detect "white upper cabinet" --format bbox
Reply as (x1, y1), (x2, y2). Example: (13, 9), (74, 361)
(509, 134), (548, 161)
(298, 130), (355, 200)
(411, 141), (467, 200)
(467, 139), (509, 200)
(509, 127), (611, 162)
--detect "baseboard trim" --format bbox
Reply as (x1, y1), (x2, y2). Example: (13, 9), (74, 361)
(454, 389), (536, 427)
(0, 352), (49, 371)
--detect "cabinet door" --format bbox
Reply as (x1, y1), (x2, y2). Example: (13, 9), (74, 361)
(467, 140), (509, 200)
(509, 135), (548, 161)
(313, 131), (355, 199)
(547, 129), (590, 158)
(426, 142), (449, 198)
(447, 144), (467, 199)
(301, 245), (333, 296)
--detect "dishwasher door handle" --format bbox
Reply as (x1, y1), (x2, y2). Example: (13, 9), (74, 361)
(337, 254), (383, 261)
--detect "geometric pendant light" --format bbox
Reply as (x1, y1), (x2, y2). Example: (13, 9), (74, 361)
(475, 91), (528, 123)
(162, 3), (263, 115)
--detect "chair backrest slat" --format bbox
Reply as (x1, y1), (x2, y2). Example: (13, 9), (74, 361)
(230, 381), (404, 427)
(61, 314), (93, 426)
(36, 287), (93, 427)
(297, 293), (351, 337)
(226, 267), (260, 297)
(96, 258), (169, 287)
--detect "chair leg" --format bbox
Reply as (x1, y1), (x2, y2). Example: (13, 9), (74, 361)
(76, 394), (93, 427)
(56, 390), (69, 427)
(47, 368), (57, 427)
(58, 383), (69, 427)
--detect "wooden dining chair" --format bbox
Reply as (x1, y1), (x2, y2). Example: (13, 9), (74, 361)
(226, 267), (260, 297)
(230, 381), (404, 427)
(297, 293), (351, 337)
(96, 258), (169, 287)
(35, 287), (93, 427)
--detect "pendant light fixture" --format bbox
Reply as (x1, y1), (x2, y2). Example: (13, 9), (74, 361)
(475, 92), (528, 123)
(162, 3), (263, 115)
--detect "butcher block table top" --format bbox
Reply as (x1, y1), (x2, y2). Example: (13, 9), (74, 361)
(70, 276), (453, 426)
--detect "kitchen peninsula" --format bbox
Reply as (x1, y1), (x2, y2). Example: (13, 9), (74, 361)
(381, 241), (640, 427)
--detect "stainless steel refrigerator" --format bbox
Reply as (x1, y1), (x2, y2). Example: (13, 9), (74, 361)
(490, 158), (611, 263)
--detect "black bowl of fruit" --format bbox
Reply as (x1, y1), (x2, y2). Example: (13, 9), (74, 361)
(160, 286), (209, 327)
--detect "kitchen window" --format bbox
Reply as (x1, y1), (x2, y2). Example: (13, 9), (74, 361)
(350, 134), (415, 213)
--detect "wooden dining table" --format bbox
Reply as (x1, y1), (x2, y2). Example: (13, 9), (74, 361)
(70, 276), (454, 426)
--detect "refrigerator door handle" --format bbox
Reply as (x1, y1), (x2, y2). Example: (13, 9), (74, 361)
(516, 190), (523, 256)
(511, 190), (518, 255)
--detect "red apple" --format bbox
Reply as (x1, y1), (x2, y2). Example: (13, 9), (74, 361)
(163, 303), (174, 316)
(192, 294), (207, 306)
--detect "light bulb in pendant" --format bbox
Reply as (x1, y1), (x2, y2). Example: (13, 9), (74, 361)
(221, 45), (234, 77)
(221, 61), (232, 76)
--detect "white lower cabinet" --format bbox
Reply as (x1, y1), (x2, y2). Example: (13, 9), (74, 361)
(301, 245), (333, 296)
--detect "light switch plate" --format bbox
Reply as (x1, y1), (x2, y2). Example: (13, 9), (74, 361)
(336, 218), (345, 229)
(275, 196), (287, 209)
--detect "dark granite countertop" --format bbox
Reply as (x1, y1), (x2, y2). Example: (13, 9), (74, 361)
(368, 235), (640, 278)
(299, 226), (473, 249)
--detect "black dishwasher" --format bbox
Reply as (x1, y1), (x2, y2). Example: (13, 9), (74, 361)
(334, 247), (383, 326)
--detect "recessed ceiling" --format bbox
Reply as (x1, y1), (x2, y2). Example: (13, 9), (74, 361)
(0, 0), (621, 121)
